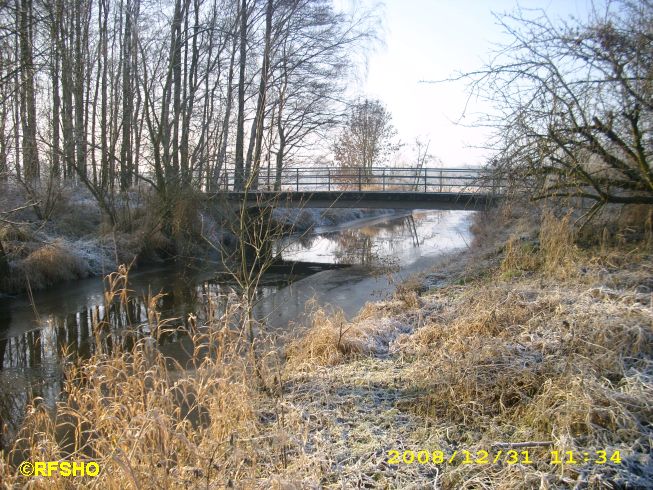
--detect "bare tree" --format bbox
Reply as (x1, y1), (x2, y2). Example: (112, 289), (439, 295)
(268, 0), (371, 190)
(0, 46), (10, 181)
(0, 0), (379, 234)
(233, 0), (248, 191)
(333, 98), (397, 179)
(119, 0), (137, 190)
(243, 0), (272, 189)
(456, 0), (653, 219)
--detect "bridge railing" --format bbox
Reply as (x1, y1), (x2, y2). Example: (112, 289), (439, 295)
(218, 166), (502, 194)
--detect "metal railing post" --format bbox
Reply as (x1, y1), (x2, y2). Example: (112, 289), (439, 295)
(296, 168), (299, 192)
(358, 167), (362, 191)
(382, 169), (386, 191)
(439, 170), (443, 192)
(424, 168), (427, 192)
(328, 168), (331, 191)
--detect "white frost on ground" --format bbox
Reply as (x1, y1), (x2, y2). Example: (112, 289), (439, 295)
(67, 237), (118, 275)
(273, 208), (396, 231)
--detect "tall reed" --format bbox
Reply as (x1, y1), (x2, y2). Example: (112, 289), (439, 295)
(0, 266), (277, 489)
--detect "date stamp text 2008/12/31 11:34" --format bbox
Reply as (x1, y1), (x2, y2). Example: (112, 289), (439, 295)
(386, 449), (622, 466)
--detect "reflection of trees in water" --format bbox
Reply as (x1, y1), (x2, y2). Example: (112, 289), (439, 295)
(333, 230), (376, 265)
(0, 300), (65, 450)
(0, 300), (9, 371)
(280, 212), (447, 264)
(0, 274), (280, 451)
(0, 366), (62, 452)
(375, 213), (445, 251)
(0, 302), (10, 451)
(296, 233), (321, 249)
(330, 214), (430, 265)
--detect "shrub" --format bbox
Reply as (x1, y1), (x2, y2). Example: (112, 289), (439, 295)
(14, 240), (89, 289)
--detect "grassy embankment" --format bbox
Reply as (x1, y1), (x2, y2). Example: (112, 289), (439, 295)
(0, 183), (211, 294)
(0, 180), (393, 294)
(1, 202), (651, 489)
(280, 204), (652, 488)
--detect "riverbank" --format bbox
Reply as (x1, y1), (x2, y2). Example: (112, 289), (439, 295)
(0, 180), (400, 295)
(0, 182), (193, 294)
(1, 203), (651, 488)
(275, 203), (653, 488)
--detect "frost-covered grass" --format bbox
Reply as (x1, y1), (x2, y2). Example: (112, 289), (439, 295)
(1, 183), (108, 291)
(1, 204), (652, 488)
(276, 206), (653, 488)
(0, 183), (198, 292)
(272, 207), (396, 231)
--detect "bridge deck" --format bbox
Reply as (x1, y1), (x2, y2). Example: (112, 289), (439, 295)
(215, 191), (498, 210)
(208, 167), (502, 210)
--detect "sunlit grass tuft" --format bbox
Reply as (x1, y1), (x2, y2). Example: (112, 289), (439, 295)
(0, 267), (271, 489)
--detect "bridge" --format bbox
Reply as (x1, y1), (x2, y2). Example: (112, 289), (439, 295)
(210, 166), (501, 211)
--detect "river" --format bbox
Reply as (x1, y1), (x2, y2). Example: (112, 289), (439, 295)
(0, 209), (472, 447)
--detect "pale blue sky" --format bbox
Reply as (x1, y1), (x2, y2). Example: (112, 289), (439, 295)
(356, 0), (593, 167)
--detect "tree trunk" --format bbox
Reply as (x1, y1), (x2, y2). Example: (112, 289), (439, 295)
(131, 0), (141, 183)
(180, 0), (200, 187)
(74, 0), (87, 179)
(18, 0), (40, 182)
(215, 38), (237, 190)
(0, 238), (8, 277)
(250, 0), (273, 190)
(0, 53), (8, 181)
(120, 0), (133, 190)
(244, 118), (257, 183)
(275, 106), (286, 191)
(171, 0), (188, 187)
(51, 8), (61, 178)
(100, 0), (109, 189)
(60, 3), (75, 180)
(274, 64), (288, 191)
(234, 0), (247, 191)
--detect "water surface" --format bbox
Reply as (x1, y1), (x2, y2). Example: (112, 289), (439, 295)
(0, 210), (472, 446)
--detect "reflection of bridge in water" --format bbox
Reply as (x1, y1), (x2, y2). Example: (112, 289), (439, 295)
(210, 166), (502, 210)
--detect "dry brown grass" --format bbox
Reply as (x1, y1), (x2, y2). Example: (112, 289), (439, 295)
(576, 204), (653, 249)
(539, 211), (579, 277)
(0, 224), (34, 243)
(499, 235), (539, 277)
(285, 303), (377, 370)
(284, 302), (368, 370)
(500, 211), (579, 279)
(284, 293), (421, 373)
(12, 240), (90, 289)
(0, 267), (291, 489)
(470, 202), (537, 250)
(395, 236), (653, 488)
